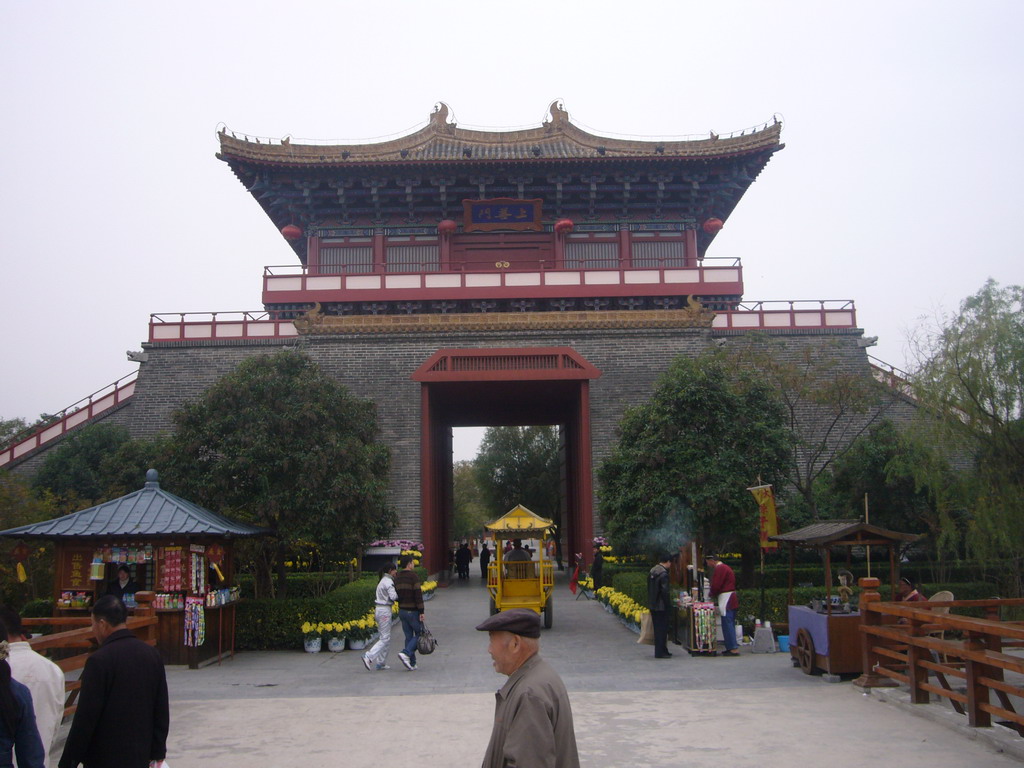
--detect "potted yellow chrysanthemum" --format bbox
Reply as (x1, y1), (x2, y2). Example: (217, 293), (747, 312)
(346, 615), (374, 650)
(301, 621), (323, 653)
(326, 623), (346, 653)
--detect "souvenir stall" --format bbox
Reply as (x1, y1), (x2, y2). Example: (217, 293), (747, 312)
(0, 469), (267, 668)
(769, 521), (920, 677)
(669, 542), (719, 656)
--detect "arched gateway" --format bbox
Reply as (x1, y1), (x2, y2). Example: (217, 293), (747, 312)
(413, 347), (600, 573)
(5, 102), (886, 578)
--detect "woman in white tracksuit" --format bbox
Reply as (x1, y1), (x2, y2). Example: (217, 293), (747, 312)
(363, 562), (398, 671)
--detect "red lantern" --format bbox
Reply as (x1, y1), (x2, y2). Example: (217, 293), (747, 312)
(554, 218), (575, 235)
(437, 219), (457, 236)
(281, 224), (303, 240)
(702, 218), (724, 235)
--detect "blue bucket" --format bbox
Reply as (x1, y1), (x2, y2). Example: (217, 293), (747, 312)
(777, 635), (790, 653)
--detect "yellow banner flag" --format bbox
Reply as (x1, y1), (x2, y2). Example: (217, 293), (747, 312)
(16, 562), (27, 583)
(749, 485), (778, 549)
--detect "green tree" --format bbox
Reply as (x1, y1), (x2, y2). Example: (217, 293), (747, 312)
(165, 350), (395, 597)
(32, 423), (133, 507)
(452, 459), (489, 542)
(475, 425), (564, 566)
(0, 471), (58, 604)
(909, 279), (1024, 594)
(474, 426), (561, 519)
(597, 351), (791, 560)
(0, 417), (29, 445)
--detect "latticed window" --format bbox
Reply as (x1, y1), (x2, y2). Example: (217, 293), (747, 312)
(387, 244), (440, 272)
(564, 240), (619, 269)
(320, 246), (373, 274)
(631, 237), (685, 267)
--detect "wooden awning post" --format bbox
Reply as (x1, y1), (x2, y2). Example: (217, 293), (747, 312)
(787, 543), (794, 608)
(824, 547), (833, 615)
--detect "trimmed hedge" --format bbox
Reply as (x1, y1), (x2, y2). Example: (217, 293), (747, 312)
(235, 575), (377, 650)
(236, 567), (429, 600)
(236, 571), (354, 600)
(610, 571), (649, 608)
(740, 580), (999, 632)
(233, 567), (431, 650)
(21, 599), (55, 619)
(748, 561), (1014, 590)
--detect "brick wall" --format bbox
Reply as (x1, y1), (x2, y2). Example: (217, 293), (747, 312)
(10, 325), (919, 539)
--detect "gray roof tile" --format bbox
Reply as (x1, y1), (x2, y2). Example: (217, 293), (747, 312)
(0, 470), (267, 540)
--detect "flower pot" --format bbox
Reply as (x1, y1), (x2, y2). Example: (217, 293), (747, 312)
(348, 638), (367, 651)
(327, 637), (346, 653)
(303, 637), (322, 654)
(423, 591), (435, 601)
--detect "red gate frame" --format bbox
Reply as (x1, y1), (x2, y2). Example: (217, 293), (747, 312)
(412, 347), (601, 573)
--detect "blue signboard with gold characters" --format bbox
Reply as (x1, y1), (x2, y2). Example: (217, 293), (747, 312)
(463, 198), (543, 232)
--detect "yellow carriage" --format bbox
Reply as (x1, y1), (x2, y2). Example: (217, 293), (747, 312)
(485, 504), (556, 628)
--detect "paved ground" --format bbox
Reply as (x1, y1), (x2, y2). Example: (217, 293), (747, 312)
(53, 569), (1024, 767)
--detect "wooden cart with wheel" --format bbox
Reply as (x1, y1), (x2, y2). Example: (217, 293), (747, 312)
(485, 504), (556, 629)
(769, 521), (921, 678)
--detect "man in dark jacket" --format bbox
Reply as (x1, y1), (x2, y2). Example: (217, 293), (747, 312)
(647, 553), (673, 659)
(59, 595), (169, 768)
(479, 544), (491, 579)
(395, 554), (425, 671)
(455, 543), (472, 580)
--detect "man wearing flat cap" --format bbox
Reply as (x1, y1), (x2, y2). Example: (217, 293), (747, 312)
(476, 609), (579, 768)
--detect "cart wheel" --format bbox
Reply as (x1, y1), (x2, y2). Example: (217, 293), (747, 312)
(489, 597), (498, 615)
(795, 628), (817, 675)
(543, 600), (553, 629)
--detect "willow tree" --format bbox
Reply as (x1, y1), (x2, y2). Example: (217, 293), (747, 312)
(909, 279), (1024, 595)
(166, 350), (395, 596)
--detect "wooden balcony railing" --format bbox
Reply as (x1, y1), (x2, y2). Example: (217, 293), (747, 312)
(149, 300), (858, 342)
(854, 582), (1024, 737)
(262, 258), (744, 303)
(23, 592), (159, 718)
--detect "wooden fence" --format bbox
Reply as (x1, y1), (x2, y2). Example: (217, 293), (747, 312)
(854, 581), (1024, 736)
(22, 592), (159, 718)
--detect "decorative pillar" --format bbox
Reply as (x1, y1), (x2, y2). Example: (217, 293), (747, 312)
(373, 229), (386, 272)
(619, 225), (631, 269)
(685, 228), (698, 267)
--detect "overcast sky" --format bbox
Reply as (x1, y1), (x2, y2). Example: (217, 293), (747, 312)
(2, 1), (1021, 462)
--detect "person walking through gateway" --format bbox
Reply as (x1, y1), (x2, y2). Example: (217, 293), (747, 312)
(479, 543), (491, 579)
(455, 543), (472, 580)
(363, 562), (398, 671)
(395, 554), (425, 671)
